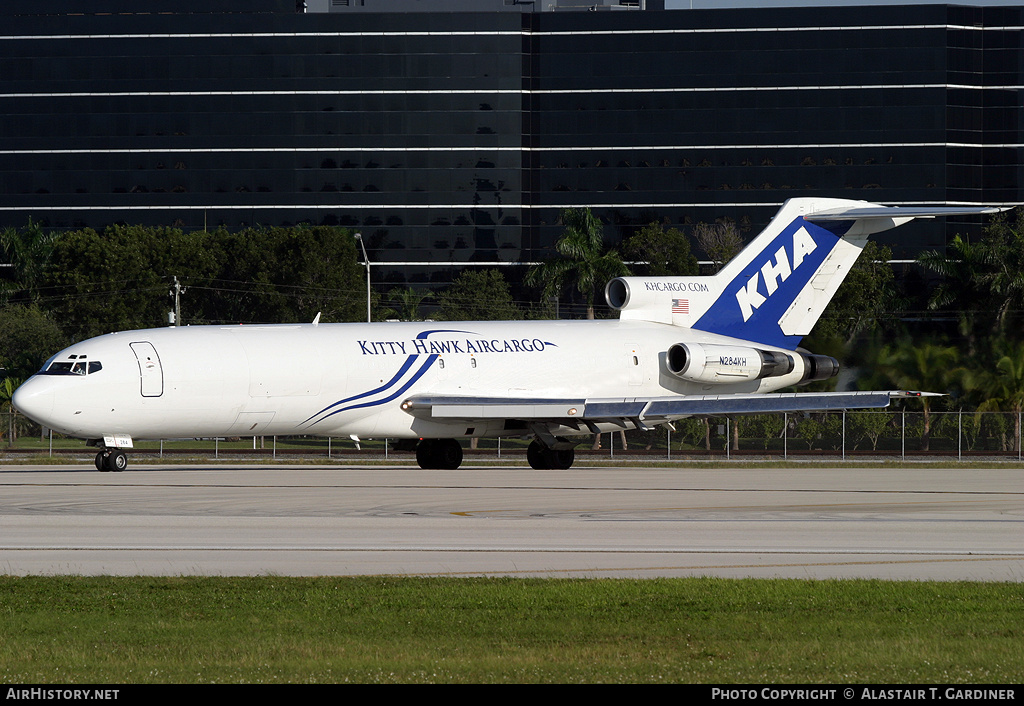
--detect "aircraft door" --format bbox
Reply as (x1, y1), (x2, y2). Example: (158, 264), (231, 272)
(130, 341), (164, 397)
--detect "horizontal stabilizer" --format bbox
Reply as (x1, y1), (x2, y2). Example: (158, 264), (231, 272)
(804, 206), (1007, 221)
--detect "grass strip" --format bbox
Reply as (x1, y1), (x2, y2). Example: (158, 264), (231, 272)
(1, 576), (1021, 683)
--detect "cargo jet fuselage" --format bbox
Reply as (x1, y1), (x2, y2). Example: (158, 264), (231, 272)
(14, 197), (1002, 471)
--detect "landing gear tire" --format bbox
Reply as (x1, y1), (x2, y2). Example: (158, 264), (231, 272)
(550, 447), (574, 470)
(415, 438), (463, 470)
(95, 449), (128, 472)
(527, 440), (549, 470)
(527, 439), (574, 470)
(415, 439), (435, 469)
(108, 450), (128, 472)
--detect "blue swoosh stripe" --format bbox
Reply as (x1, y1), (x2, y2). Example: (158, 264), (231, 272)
(302, 354), (417, 424)
(307, 354), (438, 427)
(303, 328), (476, 427)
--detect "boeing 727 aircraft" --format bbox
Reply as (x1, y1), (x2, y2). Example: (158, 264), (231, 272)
(13, 197), (1003, 471)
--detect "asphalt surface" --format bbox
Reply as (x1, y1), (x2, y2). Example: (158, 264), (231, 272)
(1, 463), (1021, 580)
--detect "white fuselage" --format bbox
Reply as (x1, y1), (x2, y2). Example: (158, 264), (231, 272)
(14, 319), (807, 442)
(16, 198), (998, 452)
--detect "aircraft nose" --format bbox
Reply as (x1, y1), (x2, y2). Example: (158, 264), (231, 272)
(12, 378), (55, 425)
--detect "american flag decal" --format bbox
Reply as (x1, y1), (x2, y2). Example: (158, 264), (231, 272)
(672, 298), (689, 314)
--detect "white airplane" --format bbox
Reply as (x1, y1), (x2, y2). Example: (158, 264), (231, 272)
(13, 197), (1002, 472)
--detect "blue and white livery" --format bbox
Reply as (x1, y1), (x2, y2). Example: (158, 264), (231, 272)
(13, 197), (1002, 471)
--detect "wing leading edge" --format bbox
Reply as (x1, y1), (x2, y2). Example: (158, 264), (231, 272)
(401, 390), (935, 432)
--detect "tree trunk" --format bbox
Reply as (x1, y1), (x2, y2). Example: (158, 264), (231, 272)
(1015, 406), (1022, 456)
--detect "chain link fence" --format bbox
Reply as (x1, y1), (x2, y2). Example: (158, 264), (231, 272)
(589, 410), (1024, 460)
(3, 409), (1022, 460)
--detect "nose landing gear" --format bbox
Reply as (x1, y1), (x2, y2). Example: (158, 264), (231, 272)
(94, 449), (128, 472)
(87, 436), (133, 472)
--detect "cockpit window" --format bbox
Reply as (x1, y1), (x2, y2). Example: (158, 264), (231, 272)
(43, 362), (77, 375)
(41, 359), (102, 376)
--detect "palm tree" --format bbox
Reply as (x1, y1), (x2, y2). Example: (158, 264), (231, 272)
(917, 208), (1024, 347)
(966, 338), (1024, 455)
(917, 235), (992, 355)
(984, 210), (1024, 336)
(874, 341), (962, 452)
(0, 221), (58, 304)
(525, 208), (629, 319)
(379, 286), (432, 322)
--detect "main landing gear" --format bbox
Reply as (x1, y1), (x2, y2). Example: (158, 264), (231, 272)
(527, 439), (575, 470)
(413, 437), (577, 470)
(95, 449), (128, 472)
(415, 438), (464, 470)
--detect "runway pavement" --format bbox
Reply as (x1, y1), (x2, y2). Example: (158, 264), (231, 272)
(0, 463), (1021, 580)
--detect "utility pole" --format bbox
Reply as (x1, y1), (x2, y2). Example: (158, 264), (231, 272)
(354, 232), (370, 322)
(169, 275), (186, 326)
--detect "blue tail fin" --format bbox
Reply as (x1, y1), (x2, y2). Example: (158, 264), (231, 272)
(605, 198), (1004, 349)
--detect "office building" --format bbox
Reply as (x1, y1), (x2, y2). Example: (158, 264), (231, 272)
(1, 1), (1019, 284)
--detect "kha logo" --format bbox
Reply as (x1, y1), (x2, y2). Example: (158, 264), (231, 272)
(735, 226), (818, 321)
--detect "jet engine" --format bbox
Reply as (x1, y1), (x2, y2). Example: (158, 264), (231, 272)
(799, 352), (840, 382)
(665, 343), (839, 385)
(666, 343), (794, 384)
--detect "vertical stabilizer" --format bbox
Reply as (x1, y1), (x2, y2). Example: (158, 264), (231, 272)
(605, 198), (1003, 348)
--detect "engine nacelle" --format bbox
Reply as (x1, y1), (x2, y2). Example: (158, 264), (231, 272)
(666, 343), (795, 384)
(799, 353), (840, 383)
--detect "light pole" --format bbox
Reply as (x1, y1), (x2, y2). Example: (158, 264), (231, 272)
(354, 232), (370, 322)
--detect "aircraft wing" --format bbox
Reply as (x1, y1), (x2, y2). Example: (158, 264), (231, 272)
(401, 390), (934, 432)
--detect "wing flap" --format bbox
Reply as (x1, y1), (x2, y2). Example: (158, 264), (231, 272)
(401, 397), (586, 421)
(402, 391), (933, 425)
